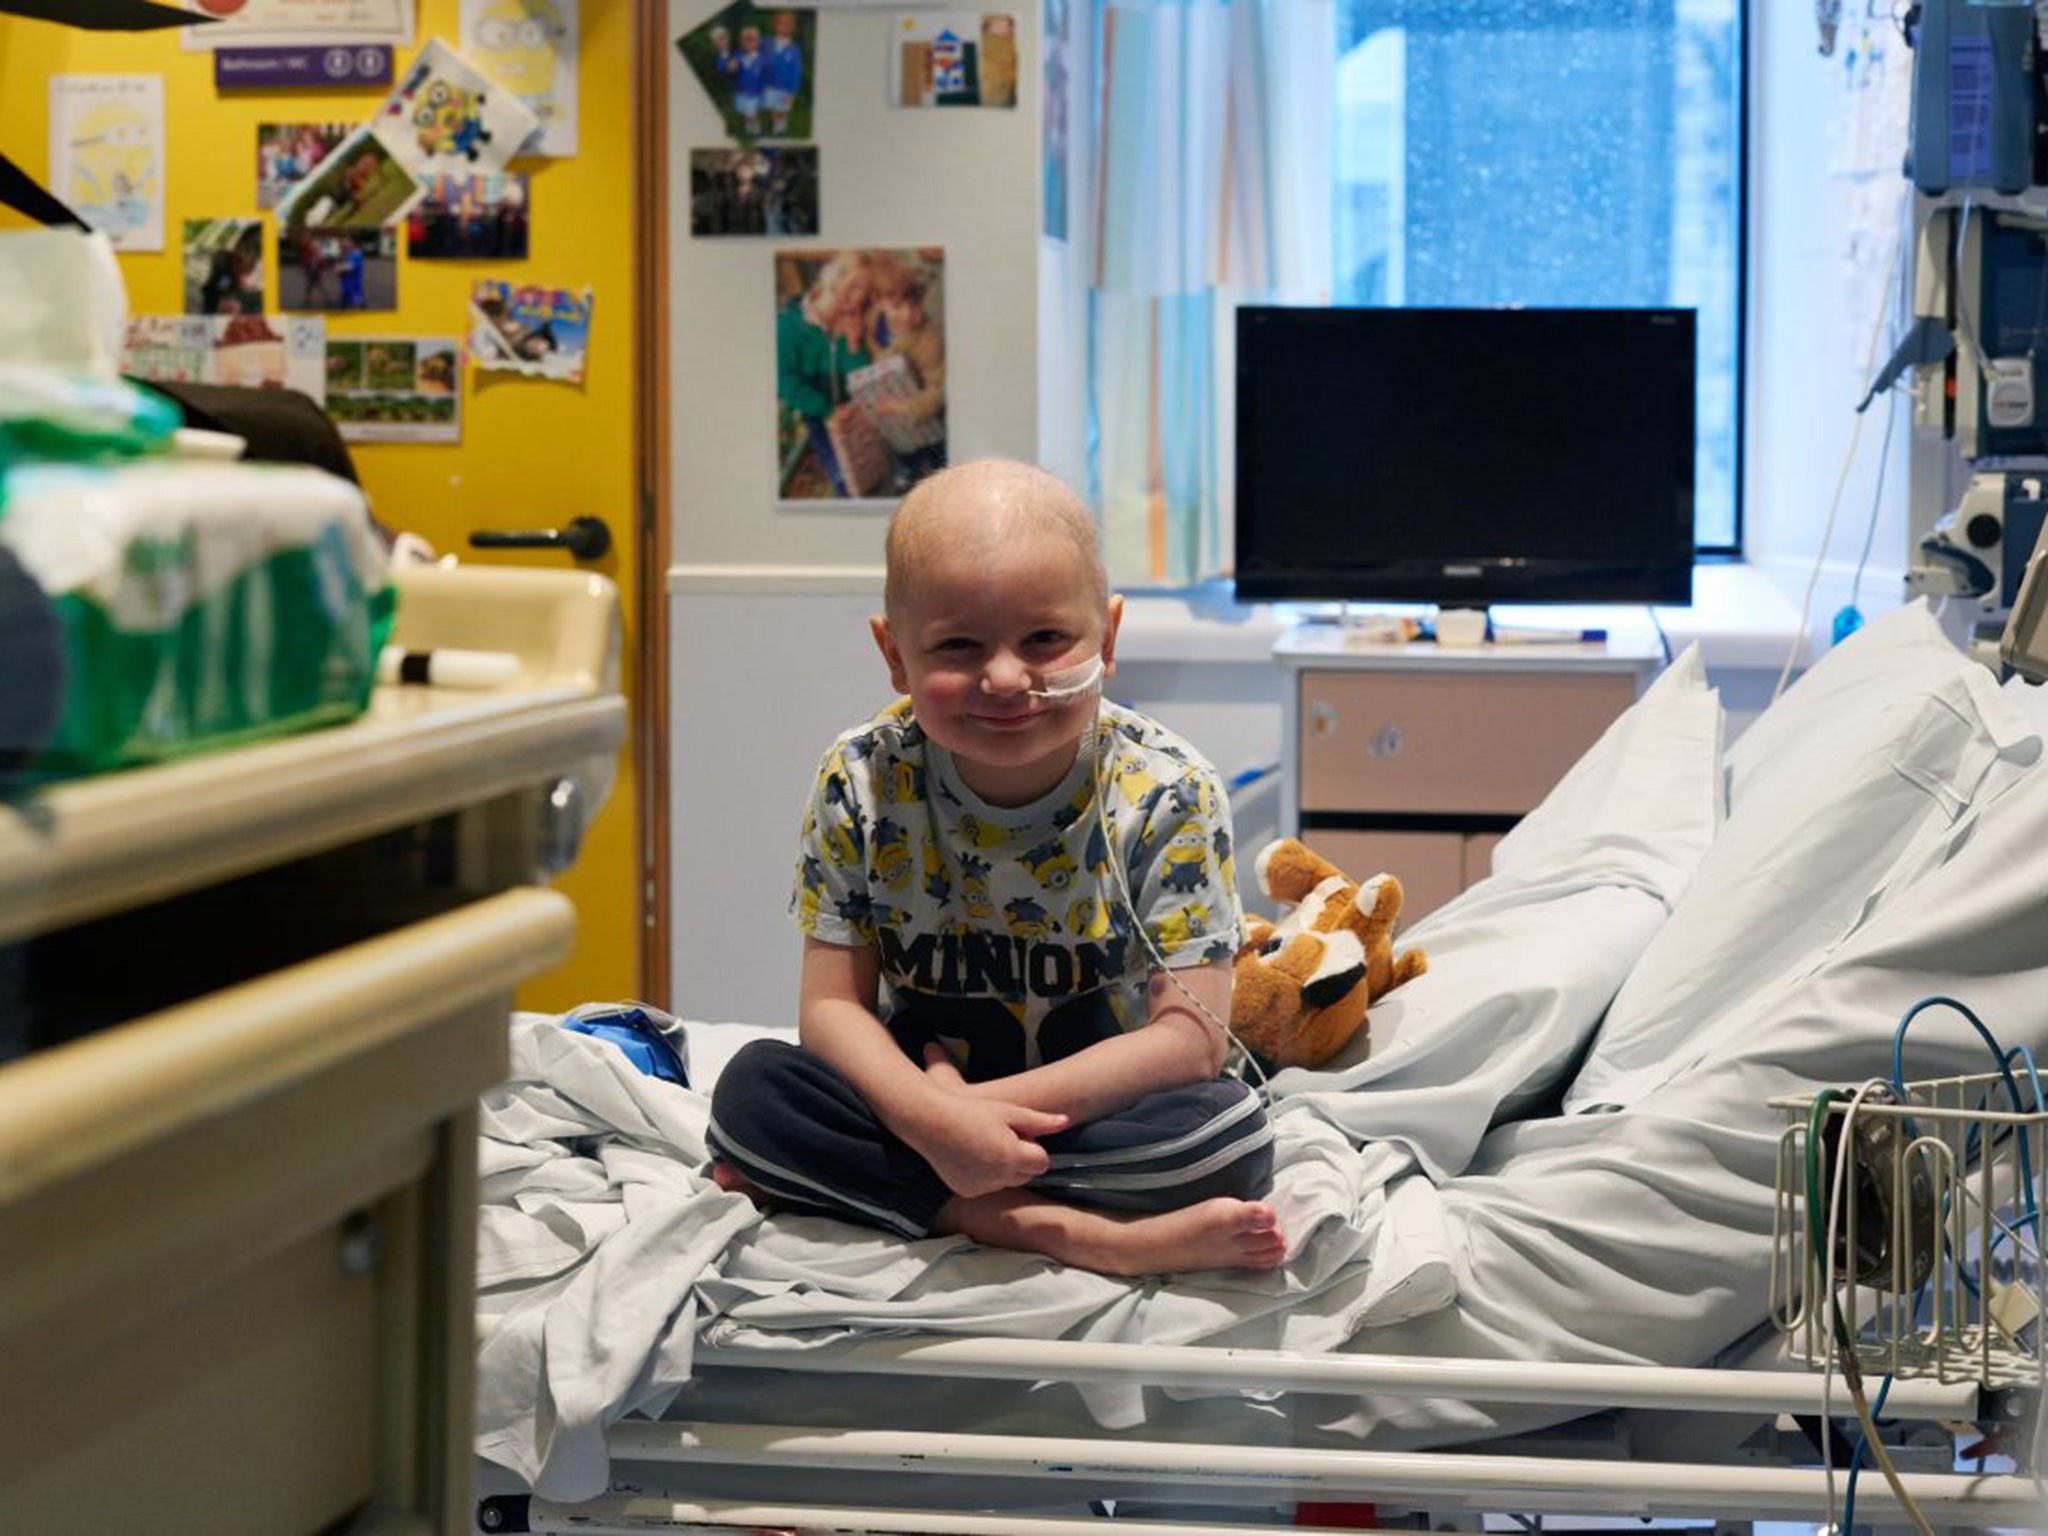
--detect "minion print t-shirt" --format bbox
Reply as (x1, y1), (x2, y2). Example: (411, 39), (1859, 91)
(791, 698), (1243, 1080)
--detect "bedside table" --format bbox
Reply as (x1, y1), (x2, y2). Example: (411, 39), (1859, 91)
(1275, 621), (1664, 921)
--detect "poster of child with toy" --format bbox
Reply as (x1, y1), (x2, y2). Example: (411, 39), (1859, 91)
(469, 280), (593, 384)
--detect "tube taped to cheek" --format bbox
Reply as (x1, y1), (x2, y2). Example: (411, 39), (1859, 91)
(1026, 654), (1105, 703)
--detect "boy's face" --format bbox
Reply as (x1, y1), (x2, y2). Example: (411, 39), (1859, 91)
(740, 27), (760, 50)
(872, 526), (1120, 807)
(882, 292), (922, 335)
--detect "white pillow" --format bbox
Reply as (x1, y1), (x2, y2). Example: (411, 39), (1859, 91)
(1568, 643), (2041, 1112)
(1724, 598), (1964, 811)
(1273, 646), (1725, 1180)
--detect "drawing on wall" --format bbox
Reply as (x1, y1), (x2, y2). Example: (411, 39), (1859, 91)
(279, 226), (398, 310)
(50, 75), (165, 251)
(374, 38), (541, 175)
(469, 280), (593, 383)
(257, 122), (352, 209)
(123, 314), (327, 400)
(1042, 0), (1068, 239)
(461, 0), (578, 157)
(183, 219), (265, 316)
(890, 13), (1017, 109)
(775, 247), (946, 502)
(408, 172), (529, 258)
(177, 0), (415, 49)
(324, 335), (462, 442)
(689, 146), (817, 237)
(677, 3), (816, 141)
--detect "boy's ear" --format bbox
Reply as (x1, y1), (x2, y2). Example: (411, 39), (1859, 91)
(870, 613), (911, 693)
(1100, 593), (1125, 680)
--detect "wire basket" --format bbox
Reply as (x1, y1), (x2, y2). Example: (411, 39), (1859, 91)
(1771, 1074), (2048, 1389)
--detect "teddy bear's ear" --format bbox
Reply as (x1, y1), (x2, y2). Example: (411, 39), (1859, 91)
(1255, 837), (1344, 905)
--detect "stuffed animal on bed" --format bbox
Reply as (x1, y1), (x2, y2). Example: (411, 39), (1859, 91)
(1229, 838), (1428, 1070)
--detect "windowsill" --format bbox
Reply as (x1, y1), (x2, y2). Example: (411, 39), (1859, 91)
(1114, 564), (1821, 673)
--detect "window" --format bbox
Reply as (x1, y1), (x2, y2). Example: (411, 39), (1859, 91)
(1333, 0), (1745, 551)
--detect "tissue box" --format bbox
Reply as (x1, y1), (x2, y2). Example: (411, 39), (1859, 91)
(0, 459), (394, 778)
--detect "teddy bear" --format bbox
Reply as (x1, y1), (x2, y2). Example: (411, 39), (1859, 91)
(1229, 838), (1427, 1071)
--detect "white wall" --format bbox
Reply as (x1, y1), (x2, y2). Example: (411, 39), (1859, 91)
(665, 1), (1051, 567)
(665, 4), (1096, 1019)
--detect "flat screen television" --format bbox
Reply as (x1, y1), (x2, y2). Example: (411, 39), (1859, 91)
(1233, 307), (1696, 606)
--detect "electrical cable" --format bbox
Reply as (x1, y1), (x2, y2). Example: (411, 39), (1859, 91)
(1815, 1080), (1937, 1536)
(1646, 604), (1672, 666)
(1776, 200), (1911, 704)
(1848, 380), (1901, 620)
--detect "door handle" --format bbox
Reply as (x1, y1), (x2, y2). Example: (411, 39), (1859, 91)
(469, 515), (612, 561)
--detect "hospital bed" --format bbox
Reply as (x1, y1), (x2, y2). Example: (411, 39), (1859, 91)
(471, 601), (2048, 1533)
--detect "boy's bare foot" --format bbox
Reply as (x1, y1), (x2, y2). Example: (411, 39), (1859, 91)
(710, 1159), (774, 1208)
(937, 1192), (1286, 1277)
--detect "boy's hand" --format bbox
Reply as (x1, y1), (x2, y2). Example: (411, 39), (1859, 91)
(910, 1079), (1067, 1199)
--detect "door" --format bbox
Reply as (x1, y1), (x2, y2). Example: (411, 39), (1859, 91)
(0, 1), (657, 1011)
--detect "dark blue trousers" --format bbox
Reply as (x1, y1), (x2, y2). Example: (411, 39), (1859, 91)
(706, 1039), (1275, 1239)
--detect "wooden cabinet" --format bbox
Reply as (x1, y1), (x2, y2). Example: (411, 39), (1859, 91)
(1276, 624), (1662, 925)
(0, 567), (625, 1536)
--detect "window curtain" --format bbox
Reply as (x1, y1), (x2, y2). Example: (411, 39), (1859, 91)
(1090, 0), (1334, 585)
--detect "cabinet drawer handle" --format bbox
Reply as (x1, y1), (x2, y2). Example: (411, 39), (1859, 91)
(1367, 724), (1404, 758)
(1307, 700), (1337, 738)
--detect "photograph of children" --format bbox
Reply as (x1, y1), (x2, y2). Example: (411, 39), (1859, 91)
(774, 247), (946, 502)
(407, 172), (530, 259)
(468, 280), (593, 384)
(324, 335), (463, 443)
(677, 3), (815, 141)
(276, 124), (423, 229)
(256, 122), (351, 210)
(689, 146), (817, 237)
(183, 219), (265, 316)
(891, 13), (1018, 109)
(279, 227), (398, 311)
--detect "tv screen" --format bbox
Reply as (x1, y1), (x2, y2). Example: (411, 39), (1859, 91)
(1233, 307), (1696, 606)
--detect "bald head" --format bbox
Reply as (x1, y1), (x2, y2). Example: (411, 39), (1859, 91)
(884, 460), (1107, 624)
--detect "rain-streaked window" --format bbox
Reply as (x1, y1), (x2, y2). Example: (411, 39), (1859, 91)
(1335, 0), (1744, 549)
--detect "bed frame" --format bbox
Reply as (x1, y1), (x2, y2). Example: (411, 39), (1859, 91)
(477, 1335), (2043, 1533)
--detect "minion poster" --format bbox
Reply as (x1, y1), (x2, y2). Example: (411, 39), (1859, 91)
(373, 38), (541, 176)
(49, 75), (164, 252)
(461, 0), (579, 159)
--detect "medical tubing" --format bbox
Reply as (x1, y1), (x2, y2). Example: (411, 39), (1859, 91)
(1775, 198), (1907, 704)
(1889, 996), (2042, 1239)
(1820, 1082), (1936, 1536)
(1086, 710), (1271, 1103)
(1839, 1369), (1897, 1535)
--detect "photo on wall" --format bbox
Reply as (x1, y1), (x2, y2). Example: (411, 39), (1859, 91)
(276, 124), (422, 228)
(279, 227), (398, 311)
(183, 218), (265, 316)
(774, 247), (946, 502)
(676, 2), (816, 141)
(325, 336), (462, 443)
(689, 146), (817, 237)
(408, 172), (530, 259)
(469, 280), (593, 384)
(890, 13), (1018, 109)
(256, 121), (352, 210)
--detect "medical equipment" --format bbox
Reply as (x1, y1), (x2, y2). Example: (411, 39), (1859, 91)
(1907, 0), (2039, 199)
(2003, 517), (2048, 679)
(1907, 468), (2047, 604)
(1023, 653), (1104, 704)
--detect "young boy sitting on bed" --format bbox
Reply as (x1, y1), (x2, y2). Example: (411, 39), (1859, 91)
(707, 459), (1283, 1276)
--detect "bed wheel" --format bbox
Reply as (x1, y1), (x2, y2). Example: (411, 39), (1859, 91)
(476, 1494), (531, 1532)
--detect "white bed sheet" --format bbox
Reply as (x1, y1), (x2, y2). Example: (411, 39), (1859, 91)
(476, 1016), (1456, 1501)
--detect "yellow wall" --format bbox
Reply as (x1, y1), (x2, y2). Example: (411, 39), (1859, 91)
(1, 1), (642, 1010)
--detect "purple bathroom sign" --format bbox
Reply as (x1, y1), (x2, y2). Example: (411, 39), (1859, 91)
(215, 44), (394, 91)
